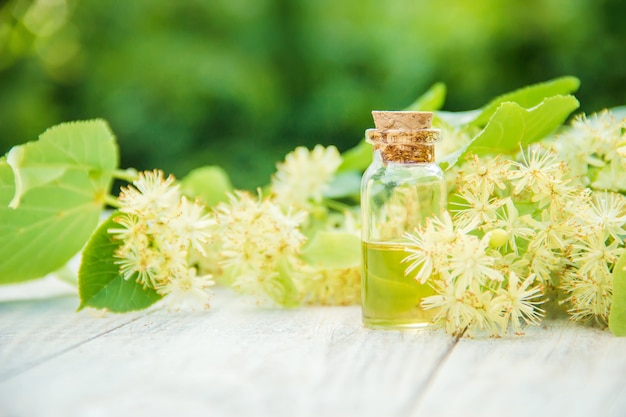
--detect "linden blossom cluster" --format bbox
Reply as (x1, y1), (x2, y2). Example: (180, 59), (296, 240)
(271, 144), (343, 211)
(109, 145), (362, 309)
(553, 111), (626, 192)
(109, 170), (216, 310)
(403, 112), (626, 336)
(209, 144), (361, 306)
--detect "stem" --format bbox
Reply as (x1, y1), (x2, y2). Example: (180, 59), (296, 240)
(112, 168), (138, 183)
(105, 194), (121, 208)
(323, 199), (353, 212)
(54, 265), (78, 288)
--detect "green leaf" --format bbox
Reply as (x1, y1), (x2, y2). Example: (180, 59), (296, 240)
(435, 76), (580, 130)
(78, 213), (162, 312)
(406, 82), (447, 111)
(323, 171), (361, 200)
(0, 120), (118, 284)
(460, 95), (580, 159)
(436, 110), (482, 128)
(273, 258), (301, 308)
(609, 252), (626, 336)
(338, 139), (371, 173)
(471, 76), (580, 127)
(180, 165), (233, 207)
(301, 230), (361, 269)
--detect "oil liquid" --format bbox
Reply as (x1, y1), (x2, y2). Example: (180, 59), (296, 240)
(362, 241), (436, 329)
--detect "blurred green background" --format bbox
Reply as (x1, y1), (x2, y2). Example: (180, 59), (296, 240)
(1, 0), (625, 189)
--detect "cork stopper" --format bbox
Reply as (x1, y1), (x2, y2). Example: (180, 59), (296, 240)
(367, 111), (440, 163)
(372, 111), (433, 130)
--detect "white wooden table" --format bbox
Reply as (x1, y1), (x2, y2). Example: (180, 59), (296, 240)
(1, 277), (625, 417)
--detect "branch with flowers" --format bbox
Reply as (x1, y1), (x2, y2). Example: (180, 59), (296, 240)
(1, 76), (625, 337)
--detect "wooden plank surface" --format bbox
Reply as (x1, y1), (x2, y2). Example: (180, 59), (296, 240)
(1, 282), (625, 417)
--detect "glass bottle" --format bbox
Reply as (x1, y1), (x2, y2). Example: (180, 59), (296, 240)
(360, 111), (446, 329)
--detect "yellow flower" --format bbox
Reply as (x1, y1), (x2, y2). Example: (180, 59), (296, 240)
(403, 212), (456, 284)
(422, 280), (504, 336)
(457, 154), (510, 195)
(560, 269), (613, 323)
(446, 233), (503, 293)
(155, 268), (215, 311)
(493, 272), (544, 335)
(168, 196), (215, 256)
(214, 191), (307, 305)
(118, 169), (180, 217)
(582, 191), (626, 240)
(452, 186), (506, 230)
(507, 144), (566, 203)
(110, 170), (215, 310)
(554, 110), (626, 192)
(271, 145), (342, 211)
(491, 199), (536, 253)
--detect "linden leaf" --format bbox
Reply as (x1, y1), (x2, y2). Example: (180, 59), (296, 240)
(406, 82), (447, 112)
(301, 230), (361, 269)
(273, 257), (301, 308)
(437, 76), (580, 129)
(180, 165), (233, 207)
(338, 139), (371, 173)
(78, 214), (162, 312)
(461, 95), (580, 159)
(0, 120), (118, 284)
(471, 76), (580, 127)
(324, 171), (361, 199)
(609, 252), (626, 337)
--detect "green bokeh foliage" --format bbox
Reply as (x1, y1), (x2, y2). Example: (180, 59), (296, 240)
(1, 0), (625, 188)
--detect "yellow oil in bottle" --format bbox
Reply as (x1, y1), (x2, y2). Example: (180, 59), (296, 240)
(361, 241), (436, 329)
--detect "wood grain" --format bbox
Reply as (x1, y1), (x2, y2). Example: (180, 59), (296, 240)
(1, 285), (625, 417)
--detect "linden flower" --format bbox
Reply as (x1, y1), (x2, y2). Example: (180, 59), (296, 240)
(270, 144), (342, 210)
(523, 243), (561, 284)
(554, 110), (626, 192)
(581, 191), (626, 240)
(168, 196), (215, 256)
(457, 154), (511, 195)
(452, 185), (506, 230)
(214, 191), (307, 305)
(422, 280), (503, 336)
(297, 265), (361, 306)
(446, 233), (503, 292)
(560, 269), (613, 323)
(421, 280), (478, 336)
(573, 111), (625, 162)
(592, 162), (626, 192)
(110, 170), (215, 310)
(155, 268), (215, 311)
(491, 199), (536, 253)
(403, 212), (457, 284)
(118, 169), (180, 217)
(569, 229), (624, 276)
(525, 206), (578, 252)
(114, 243), (160, 289)
(492, 252), (529, 278)
(507, 144), (566, 202)
(493, 272), (544, 335)
(215, 191), (306, 266)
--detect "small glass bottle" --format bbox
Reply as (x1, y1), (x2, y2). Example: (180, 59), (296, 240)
(361, 111), (446, 329)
